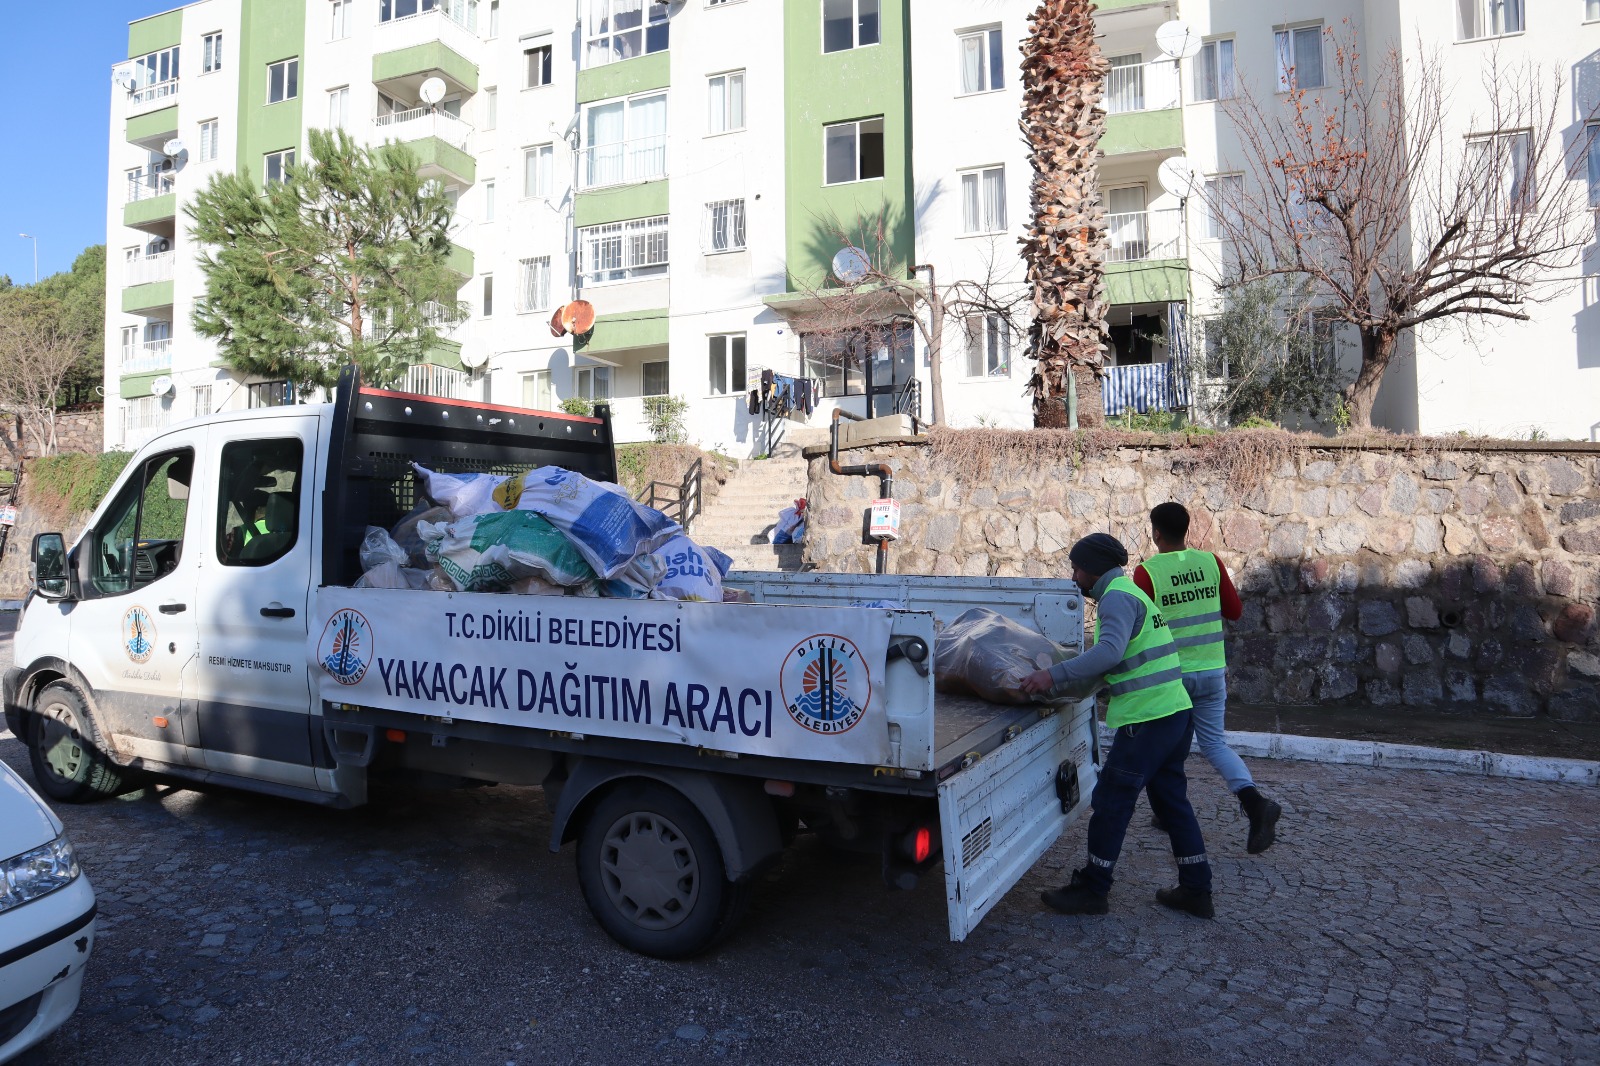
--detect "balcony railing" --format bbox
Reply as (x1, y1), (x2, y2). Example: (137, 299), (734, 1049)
(1105, 207), (1185, 263)
(380, 0), (476, 33)
(125, 251), (174, 287)
(374, 106), (473, 150)
(128, 78), (179, 111)
(1103, 58), (1181, 114)
(580, 135), (667, 190)
(403, 363), (471, 399)
(121, 339), (173, 376)
(126, 169), (176, 203)
(375, 0), (481, 62)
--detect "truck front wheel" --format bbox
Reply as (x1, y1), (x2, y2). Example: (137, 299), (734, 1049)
(576, 782), (747, 959)
(28, 681), (126, 802)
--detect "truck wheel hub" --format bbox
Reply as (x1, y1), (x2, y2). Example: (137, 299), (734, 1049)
(600, 812), (699, 930)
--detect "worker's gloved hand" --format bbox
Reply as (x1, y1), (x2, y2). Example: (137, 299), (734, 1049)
(1017, 668), (1056, 696)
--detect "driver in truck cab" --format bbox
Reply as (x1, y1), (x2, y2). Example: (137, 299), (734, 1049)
(1018, 533), (1216, 920)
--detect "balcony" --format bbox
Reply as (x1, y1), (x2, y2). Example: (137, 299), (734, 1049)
(126, 168), (175, 203)
(126, 78), (179, 116)
(1105, 207), (1184, 263)
(120, 339), (173, 376)
(402, 362), (471, 399)
(374, 106), (473, 150)
(124, 250), (174, 287)
(1104, 58), (1179, 115)
(372, 1), (481, 99)
(580, 135), (667, 190)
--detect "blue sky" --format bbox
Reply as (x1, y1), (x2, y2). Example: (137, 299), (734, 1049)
(2, 1), (173, 285)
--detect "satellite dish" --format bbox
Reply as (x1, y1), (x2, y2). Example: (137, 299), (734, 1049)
(549, 308), (568, 338)
(1155, 20), (1202, 60)
(1157, 157), (1198, 200)
(419, 77), (447, 105)
(113, 67), (136, 90)
(460, 347), (488, 369)
(562, 300), (596, 335)
(831, 246), (871, 285)
(163, 139), (186, 157)
(150, 376), (175, 398)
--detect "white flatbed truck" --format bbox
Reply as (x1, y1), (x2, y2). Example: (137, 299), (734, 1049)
(6, 369), (1097, 957)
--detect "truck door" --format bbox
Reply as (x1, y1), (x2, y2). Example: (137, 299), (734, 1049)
(66, 434), (204, 769)
(189, 419), (320, 789)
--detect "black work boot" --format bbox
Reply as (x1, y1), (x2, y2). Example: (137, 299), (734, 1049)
(1155, 885), (1215, 919)
(1237, 786), (1282, 855)
(1041, 868), (1109, 915)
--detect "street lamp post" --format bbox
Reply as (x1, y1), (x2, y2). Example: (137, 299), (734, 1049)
(18, 233), (36, 284)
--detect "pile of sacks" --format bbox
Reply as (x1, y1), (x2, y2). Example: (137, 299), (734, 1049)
(354, 464), (736, 602)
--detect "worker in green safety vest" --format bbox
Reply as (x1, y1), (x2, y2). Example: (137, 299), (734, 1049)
(1019, 533), (1215, 920)
(1137, 502), (1282, 854)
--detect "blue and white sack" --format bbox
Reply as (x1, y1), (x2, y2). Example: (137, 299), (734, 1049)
(651, 535), (733, 601)
(494, 466), (680, 579)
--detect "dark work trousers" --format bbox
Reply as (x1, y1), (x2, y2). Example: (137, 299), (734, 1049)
(1082, 708), (1212, 895)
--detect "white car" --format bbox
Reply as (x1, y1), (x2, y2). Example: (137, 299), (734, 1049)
(0, 760), (95, 1064)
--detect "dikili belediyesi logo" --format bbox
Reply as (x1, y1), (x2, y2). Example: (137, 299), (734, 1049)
(780, 633), (871, 735)
(318, 608), (373, 686)
(122, 606), (155, 664)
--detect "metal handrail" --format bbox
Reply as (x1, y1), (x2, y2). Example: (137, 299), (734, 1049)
(636, 456), (703, 531)
(580, 134), (668, 189)
(894, 377), (923, 429)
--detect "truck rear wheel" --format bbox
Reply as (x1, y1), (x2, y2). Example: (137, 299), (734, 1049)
(28, 681), (126, 803)
(576, 782), (748, 959)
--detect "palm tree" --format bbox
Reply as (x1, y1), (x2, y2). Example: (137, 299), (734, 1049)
(1020, 0), (1110, 428)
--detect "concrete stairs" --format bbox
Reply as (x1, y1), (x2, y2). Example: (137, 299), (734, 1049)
(692, 427), (826, 572)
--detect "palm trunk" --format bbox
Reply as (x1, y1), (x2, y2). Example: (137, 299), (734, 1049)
(1021, 0), (1110, 429)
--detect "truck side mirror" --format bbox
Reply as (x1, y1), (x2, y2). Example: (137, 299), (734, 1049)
(30, 532), (70, 600)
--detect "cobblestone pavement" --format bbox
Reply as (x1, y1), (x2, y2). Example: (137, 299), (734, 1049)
(3, 724), (1598, 1065)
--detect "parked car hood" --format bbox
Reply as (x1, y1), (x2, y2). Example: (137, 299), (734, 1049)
(0, 761), (64, 859)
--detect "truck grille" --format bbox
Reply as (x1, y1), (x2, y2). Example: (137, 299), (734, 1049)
(961, 817), (993, 866)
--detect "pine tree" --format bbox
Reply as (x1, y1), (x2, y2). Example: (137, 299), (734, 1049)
(187, 128), (466, 393)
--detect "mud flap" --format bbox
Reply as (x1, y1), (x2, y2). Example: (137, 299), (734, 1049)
(938, 702), (1096, 941)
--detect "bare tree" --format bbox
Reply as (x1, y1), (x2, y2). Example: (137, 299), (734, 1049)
(1020, 0), (1111, 429)
(1211, 28), (1593, 429)
(0, 292), (92, 457)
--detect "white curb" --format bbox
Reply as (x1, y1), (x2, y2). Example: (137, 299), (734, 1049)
(1097, 725), (1600, 787)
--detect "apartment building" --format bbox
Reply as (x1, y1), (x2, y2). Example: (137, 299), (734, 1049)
(104, 0), (1600, 452)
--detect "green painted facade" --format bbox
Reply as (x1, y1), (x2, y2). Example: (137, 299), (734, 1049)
(782, 0), (913, 290)
(128, 9), (182, 58)
(120, 370), (168, 400)
(445, 243), (475, 278)
(126, 106), (179, 145)
(1106, 259), (1188, 305)
(425, 341), (465, 371)
(122, 281), (175, 315)
(124, 195), (177, 229)
(1091, 0), (1164, 12)
(575, 53), (670, 104)
(578, 309), (669, 354)
(1103, 108), (1184, 156)
(574, 181), (669, 228)
(235, 0), (306, 179)
(372, 42), (479, 94)
(410, 136), (476, 184)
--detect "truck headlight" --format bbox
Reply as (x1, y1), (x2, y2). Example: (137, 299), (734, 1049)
(0, 835), (82, 914)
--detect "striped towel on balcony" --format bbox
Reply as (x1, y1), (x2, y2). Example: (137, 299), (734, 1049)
(1101, 362), (1172, 416)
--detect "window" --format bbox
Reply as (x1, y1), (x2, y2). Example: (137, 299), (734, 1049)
(958, 26), (1004, 94)
(523, 143), (554, 198)
(526, 44), (553, 88)
(801, 332), (867, 396)
(1591, 0), (1600, 21)
(705, 199), (746, 252)
(199, 119), (219, 162)
(216, 438), (303, 567)
(823, 0), (879, 53)
(88, 448), (192, 595)
(482, 274), (495, 316)
(1458, 0), (1524, 40)
(708, 71), (745, 134)
(579, 216), (670, 283)
(584, 0), (670, 68)
(120, 326), (139, 363)
(517, 256), (551, 312)
(642, 360), (670, 396)
(963, 315), (1011, 378)
(523, 370), (553, 410)
(483, 87), (497, 130)
(331, 0), (352, 39)
(1203, 174), (1243, 239)
(1194, 38), (1234, 102)
(131, 46), (180, 98)
(267, 57), (299, 103)
(1274, 25), (1323, 91)
(576, 366), (612, 399)
(1466, 130), (1533, 216)
(193, 385), (213, 417)
(583, 92), (667, 188)
(1587, 121), (1600, 207)
(488, 0), (499, 37)
(824, 117), (885, 184)
(265, 149), (295, 185)
(484, 179), (496, 221)
(247, 381), (293, 408)
(202, 32), (223, 74)
(960, 165), (1006, 234)
(327, 86), (350, 129)
(707, 334), (746, 396)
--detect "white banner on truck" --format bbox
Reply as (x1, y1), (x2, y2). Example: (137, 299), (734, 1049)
(312, 588), (898, 764)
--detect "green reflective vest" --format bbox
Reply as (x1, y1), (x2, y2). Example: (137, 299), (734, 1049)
(240, 518), (269, 545)
(1140, 549), (1227, 673)
(1097, 575), (1192, 730)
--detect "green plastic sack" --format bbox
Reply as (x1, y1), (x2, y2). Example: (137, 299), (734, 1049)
(421, 510), (597, 592)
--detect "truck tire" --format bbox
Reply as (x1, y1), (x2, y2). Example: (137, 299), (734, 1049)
(28, 681), (126, 803)
(576, 781), (749, 959)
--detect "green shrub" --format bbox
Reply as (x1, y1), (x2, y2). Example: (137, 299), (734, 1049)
(28, 451), (134, 517)
(560, 396), (595, 417)
(1234, 416), (1278, 430)
(642, 395), (689, 444)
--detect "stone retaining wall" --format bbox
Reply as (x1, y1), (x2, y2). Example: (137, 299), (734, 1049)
(803, 436), (1600, 722)
(0, 407), (103, 464)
